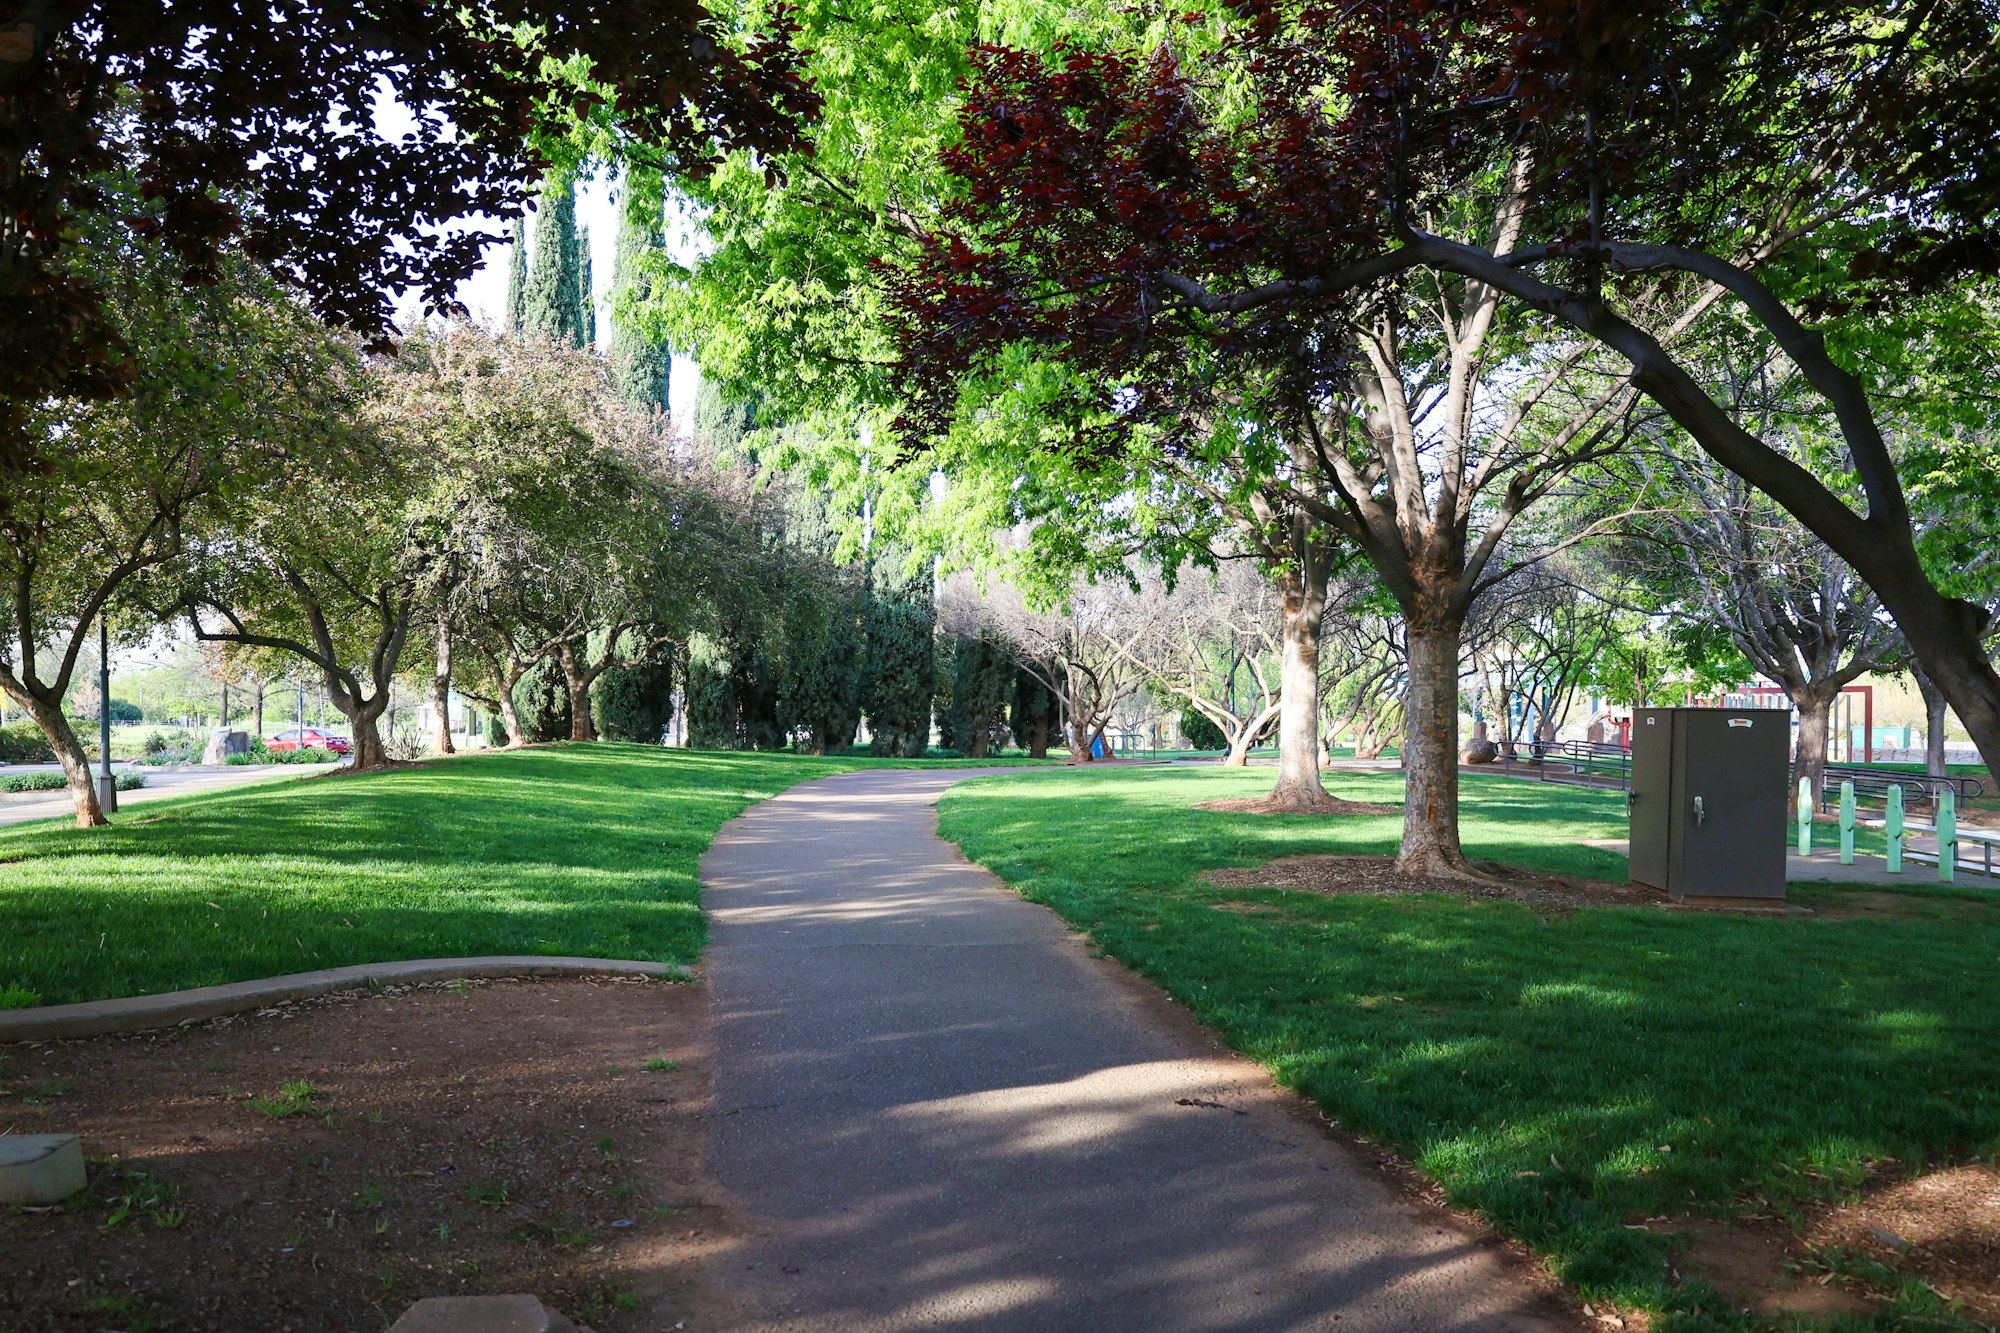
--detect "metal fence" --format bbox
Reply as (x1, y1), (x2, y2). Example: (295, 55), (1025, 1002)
(1494, 739), (1633, 791)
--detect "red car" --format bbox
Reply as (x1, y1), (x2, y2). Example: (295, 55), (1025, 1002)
(266, 727), (351, 756)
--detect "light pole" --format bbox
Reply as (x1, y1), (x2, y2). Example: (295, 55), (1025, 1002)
(95, 615), (117, 814)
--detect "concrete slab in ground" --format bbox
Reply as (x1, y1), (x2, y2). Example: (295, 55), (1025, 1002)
(388, 1295), (584, 1332)
(0, 1133), (86, 1204)
(1574, 837), (1998, 888)
(701, 768), (1572, 1332)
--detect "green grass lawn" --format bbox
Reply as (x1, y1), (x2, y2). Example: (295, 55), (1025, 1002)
(938, 765), (2000, 1330)
(0, 744), (1021, 1008)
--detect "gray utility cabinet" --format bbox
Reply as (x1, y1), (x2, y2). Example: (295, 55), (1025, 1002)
(1628, 707), (1788, 900)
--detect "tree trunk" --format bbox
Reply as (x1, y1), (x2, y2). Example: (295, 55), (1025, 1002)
(1792, 690), (1834, 816)
(1027, 714), (1049, 760)
(966, 729), (990, 759)
(22, 696), (106, 828)
(556, 643), (597, 742)
(1913, 662), (1950, 779)
(349, 708), (390, 770)
(1266, 572), (1329, 807)
(432, 618), (456, 756)
(253, 684), (265, 741)
(1398, 618), (1470, 875)
(496, 689), (528, 748)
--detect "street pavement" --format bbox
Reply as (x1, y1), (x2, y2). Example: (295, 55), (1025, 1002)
(700, 767), (1571, 1332)
(0, 762), (340, 827)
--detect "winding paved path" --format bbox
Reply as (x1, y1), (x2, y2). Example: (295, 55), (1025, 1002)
(700, 768), (1572, 1332)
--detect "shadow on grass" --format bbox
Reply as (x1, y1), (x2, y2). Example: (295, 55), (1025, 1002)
(0, 746), (997, 1006)
(939, 765), (2000, 1325)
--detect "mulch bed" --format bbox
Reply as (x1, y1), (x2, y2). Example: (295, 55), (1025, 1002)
(1202, 853), (1656, 914)
(1, 976), (739, 1332)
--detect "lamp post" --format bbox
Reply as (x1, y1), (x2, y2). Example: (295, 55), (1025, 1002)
(95, 616), (117, 814)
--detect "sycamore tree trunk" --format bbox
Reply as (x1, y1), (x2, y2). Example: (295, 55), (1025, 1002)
(432, 619), (456, 755)
(1222, 702), (1280, 767)
(253, 684), (265, 741)
(1398, 616), (1470, 875)
(1792, 689), (1835, 816)
(22, 695), (105, 828)
(1266, 571), (1329, 807)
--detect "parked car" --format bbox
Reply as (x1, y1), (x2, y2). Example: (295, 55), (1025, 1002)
(266, 727), (351, 756)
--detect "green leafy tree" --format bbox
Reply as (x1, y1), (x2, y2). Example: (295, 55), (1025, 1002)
(2, 215), (351, 824)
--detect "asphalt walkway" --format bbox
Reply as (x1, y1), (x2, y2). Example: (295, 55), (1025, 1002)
(699, 768), (1570, 1332)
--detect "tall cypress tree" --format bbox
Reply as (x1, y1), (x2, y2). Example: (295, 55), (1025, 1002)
(608, 169), (673, 412)
(522, 175), (586, 348)
(575, 222), (594, 347)
(503, 214), (528, 335)
(693, 374), (760, 451)
(863, 547), (935, 757)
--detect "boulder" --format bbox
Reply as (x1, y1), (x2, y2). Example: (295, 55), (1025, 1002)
(1462, 739), (1498, 765)
(201, 728), (251, 765)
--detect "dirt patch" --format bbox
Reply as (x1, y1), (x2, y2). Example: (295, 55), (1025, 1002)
(1644, 1215), (1872, 1321)
(1806, 1164), (2000, 1321)
(1, 976), (740, 1332)
(1192, 794), (1401, 817)
(1203, 853), (1655, 914)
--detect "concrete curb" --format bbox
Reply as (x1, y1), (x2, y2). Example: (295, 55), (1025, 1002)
(0, 957), (689, 1043)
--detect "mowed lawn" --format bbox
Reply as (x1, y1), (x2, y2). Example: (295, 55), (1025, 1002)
(0, 744), (1004, 1007)
(939, 766), (2000, 1328)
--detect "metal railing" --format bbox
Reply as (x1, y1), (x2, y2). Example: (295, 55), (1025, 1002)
(1806, 762), (1983, 813)
(1495, 739), (1632, 791)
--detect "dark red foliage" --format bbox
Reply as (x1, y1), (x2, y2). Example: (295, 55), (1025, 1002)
(0, 0), (819, 470)
(890, 0), (2000, 446)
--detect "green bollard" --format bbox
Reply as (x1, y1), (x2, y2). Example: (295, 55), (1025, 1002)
(1938, 790), (1956, 884)
(1886, 786), (1904, 874)
(1839, 781), (1855, 864)
(1797, 778), (1814, 854)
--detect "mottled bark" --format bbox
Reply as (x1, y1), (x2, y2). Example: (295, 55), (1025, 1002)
(1267, 570), (1330, 806)
(1397, 618), (1470, 875)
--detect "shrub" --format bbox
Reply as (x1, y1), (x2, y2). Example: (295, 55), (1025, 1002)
(1178, 707), (1228, 751)
(0, 770), (145, 793)
(0, 721), (55, 764)
(142, 730), (172, 756)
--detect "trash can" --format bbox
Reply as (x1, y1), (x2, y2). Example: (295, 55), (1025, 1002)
(1628, 707), (1788, 900)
